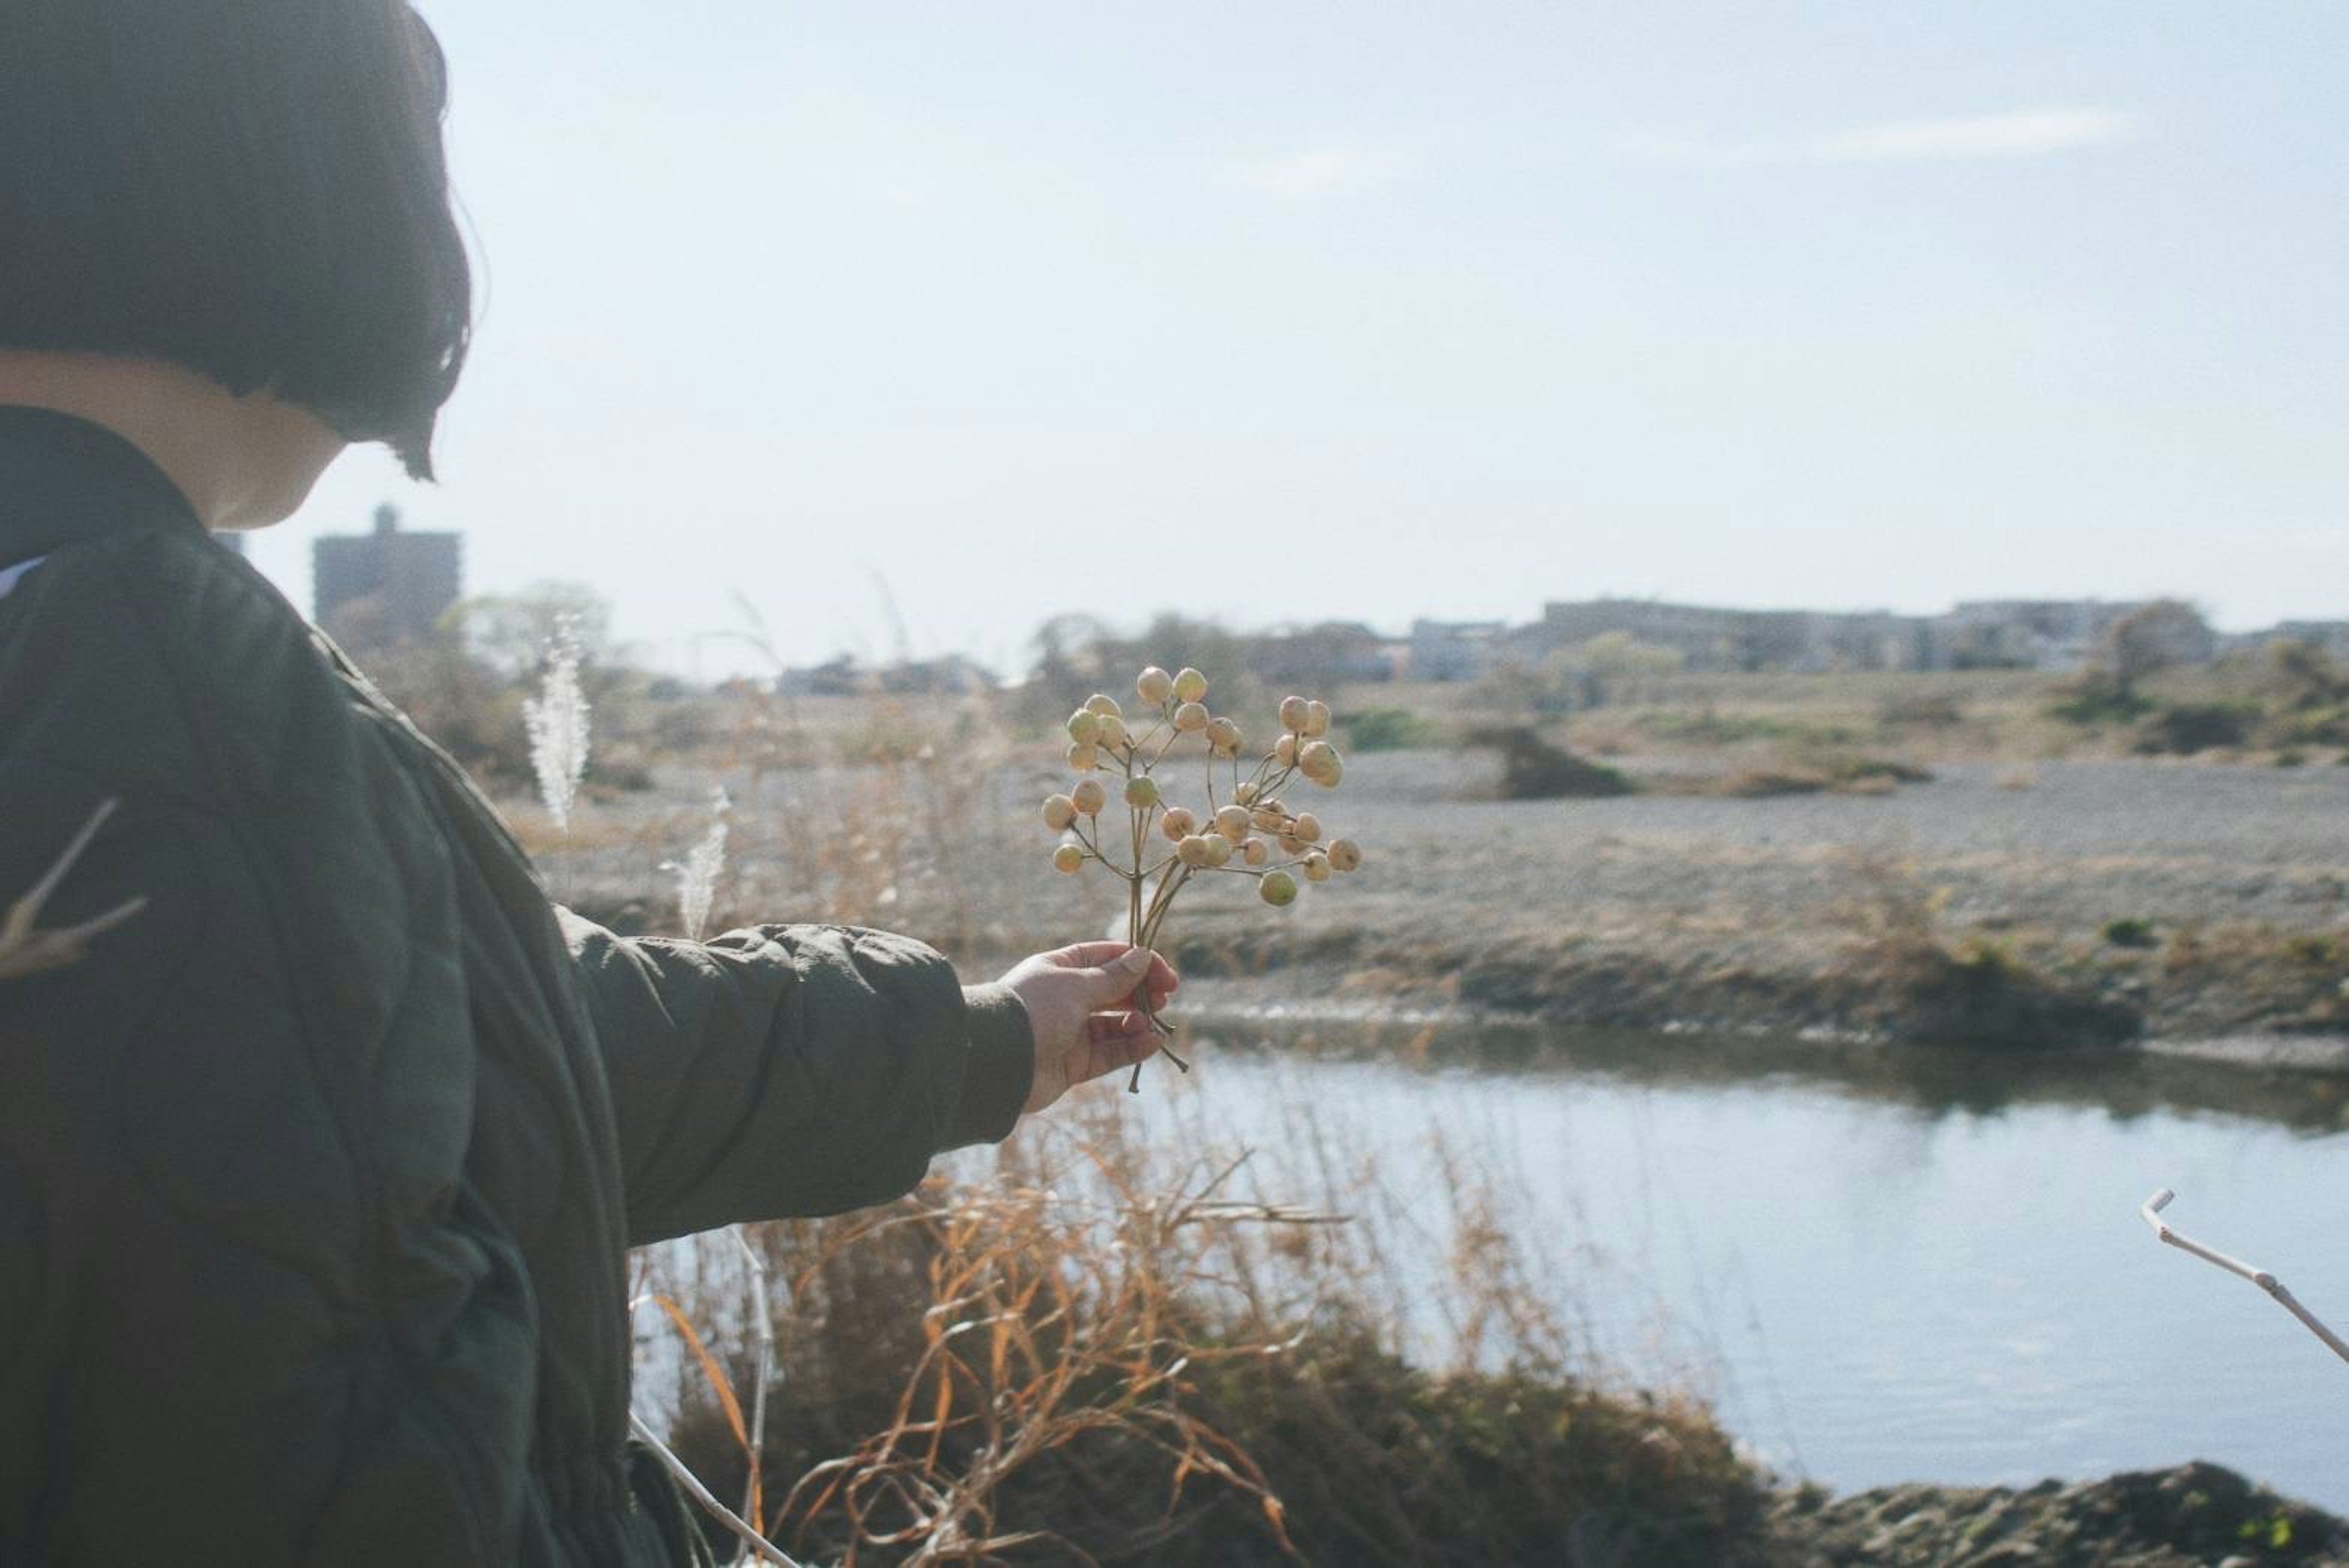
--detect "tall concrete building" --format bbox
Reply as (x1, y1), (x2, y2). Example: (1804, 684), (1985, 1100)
(313, 504), (462, 647)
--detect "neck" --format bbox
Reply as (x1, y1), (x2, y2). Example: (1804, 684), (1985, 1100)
(0, 350), (346, 530)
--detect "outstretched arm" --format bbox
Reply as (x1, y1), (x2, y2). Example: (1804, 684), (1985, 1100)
(564, 914), (1176, 1246)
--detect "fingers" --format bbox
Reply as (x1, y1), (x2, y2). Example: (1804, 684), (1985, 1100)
(1048, 940), (1142, 970)
(1073, 948), (1155, 1008)
(1047, 942), (1181, 995)
(1075, 1014), (1161, 1084)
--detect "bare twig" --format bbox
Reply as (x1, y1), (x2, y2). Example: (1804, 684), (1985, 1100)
(628, 1412), (806, 1568)
(0, 799), (147, 982)
(2139, 1188), (2349, 1365)
(732, 1226), (777, 1562)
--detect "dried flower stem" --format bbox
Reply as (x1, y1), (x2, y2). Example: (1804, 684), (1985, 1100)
(0, 799), (146, 982)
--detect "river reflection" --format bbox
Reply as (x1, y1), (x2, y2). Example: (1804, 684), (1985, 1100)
(1111, 1012), (2349, 1511)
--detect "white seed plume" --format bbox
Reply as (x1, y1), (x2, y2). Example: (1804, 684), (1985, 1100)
(525, 615), (592, 832)
(662, 787), (732, 941)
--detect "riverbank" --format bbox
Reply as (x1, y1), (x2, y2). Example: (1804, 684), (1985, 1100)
(1136, 751), (2349, 1058)
(546, 749), (2349, 1068)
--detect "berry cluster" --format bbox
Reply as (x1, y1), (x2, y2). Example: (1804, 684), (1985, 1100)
(1041, 666), (1365, 1089)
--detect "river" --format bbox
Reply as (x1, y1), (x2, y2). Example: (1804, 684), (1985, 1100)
(1113, 1013), (2349, 1514)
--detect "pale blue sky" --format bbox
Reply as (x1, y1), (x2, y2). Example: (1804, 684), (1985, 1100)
(251, 1), (2348, 676)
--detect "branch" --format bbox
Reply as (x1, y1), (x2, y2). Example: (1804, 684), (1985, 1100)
(0, 799), (147, 982)
(2139, 1188), (2349, 1366)
(628, 1412), (807, 1568)
(731, 1226), (777, 1564)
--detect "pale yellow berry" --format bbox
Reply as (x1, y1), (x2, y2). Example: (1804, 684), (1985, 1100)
(1259, 869), (1299, 907)
(1124, 775), (1160, 809)
(1206, 717), (1242, 756)
(1085, 693), (1123, 718)
(1291, 812), (1323, 844)
(1067, 709), (1102, 745)
(1299, 741), (1343, 787)
(1278, 831), (1307, 857)
(1067, 741), (1099, 771)
(1160, 805), (1197, 840)
(1202, 832), (1234, 867)
(1304, 700), (1332, 738)
(1242, 838), (1269, 867)
(1214, 805), (1252, 840)
(1176, 834), (1211, 867)
(1072, 779), (1108, 816)
(1137, 666), (1174, 705)
(1173, 667), (1208, 703)
(1174, 701), (1209, 733)
(1252, 805), (1288, 833)
(1042, 794), (1078, 831)
(1274, 734), (1298, 767)
(1053, 843), (1086, 874)
(1095, 714), (1129, 749)
(1233, 782), (1260, 805)
(1278, 695), (1312, 732)
(1326, 838), (1363, 873)
(1304, 852), (1332, 883)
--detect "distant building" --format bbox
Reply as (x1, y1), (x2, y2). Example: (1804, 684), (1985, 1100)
(1530, 599), (1929, 673)
(1927, 600), (2156, 672)
(313, 504), (462, 648)
(1409, 619), (1510, 681)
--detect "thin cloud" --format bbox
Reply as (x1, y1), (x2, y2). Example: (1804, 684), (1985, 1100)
(1628, 108), (2138, 169)
(1228, 147), (1414, 195)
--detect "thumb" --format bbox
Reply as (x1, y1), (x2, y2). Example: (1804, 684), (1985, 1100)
(1084, 947), (1156, 1005)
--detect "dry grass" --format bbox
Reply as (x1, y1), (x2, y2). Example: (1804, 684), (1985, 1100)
(639, 1112), (1768, 1566)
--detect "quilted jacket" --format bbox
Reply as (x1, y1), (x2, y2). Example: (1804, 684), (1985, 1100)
(0, 406), (1035, 1566)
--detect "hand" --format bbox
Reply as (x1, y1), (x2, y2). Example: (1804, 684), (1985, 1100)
(999, 942), (1181, 1114)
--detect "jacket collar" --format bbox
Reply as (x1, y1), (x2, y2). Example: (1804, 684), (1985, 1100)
(0, 404), (206, 567)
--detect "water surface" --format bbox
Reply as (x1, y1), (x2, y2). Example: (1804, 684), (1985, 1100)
(1118, 1019), (2349, 1511)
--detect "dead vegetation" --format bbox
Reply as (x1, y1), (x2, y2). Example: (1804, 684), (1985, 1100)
(643, 1115), (1770, 1566)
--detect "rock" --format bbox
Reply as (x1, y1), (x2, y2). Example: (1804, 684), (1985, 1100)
(1765, 1462), (2349, 1566)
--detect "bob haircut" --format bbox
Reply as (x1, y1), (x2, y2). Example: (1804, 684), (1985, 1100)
(0, 1), (471, 479)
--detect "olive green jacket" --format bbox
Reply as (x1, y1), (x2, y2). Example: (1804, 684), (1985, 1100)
(0, 408), (1034, 1566)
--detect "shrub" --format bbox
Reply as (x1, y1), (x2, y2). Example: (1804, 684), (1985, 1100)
(1344, 705), (1435, 752)
(1475, 728), (1635, 800)
(2136, 703), (2255, 755)
(2104, 917), (2160, 950)
(1878, 693), (1966, 730)
(2283, 933), (2342, 968)
(2049, 674), (2156, 727)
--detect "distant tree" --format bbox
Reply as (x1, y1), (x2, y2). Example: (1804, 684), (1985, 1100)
(1573, 632), (1685, 706)
(1575, 632), (1687, 678)
(458, 581), (617, 676)
(2096, 600), (2211, 697)
(1023, 611), (1255, 716)
(2262, 638), (2348, 714)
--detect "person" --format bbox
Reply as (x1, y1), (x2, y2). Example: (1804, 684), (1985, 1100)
(0, 4), (1176, 1563)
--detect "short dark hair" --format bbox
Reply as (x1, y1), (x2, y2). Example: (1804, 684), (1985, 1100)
(0, 1), (472, 479)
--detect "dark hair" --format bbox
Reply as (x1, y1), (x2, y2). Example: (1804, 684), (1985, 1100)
(0, 2), (472, 479)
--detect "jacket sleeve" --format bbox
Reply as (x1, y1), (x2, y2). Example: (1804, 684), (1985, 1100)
(561, 911), (1034, 1245)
